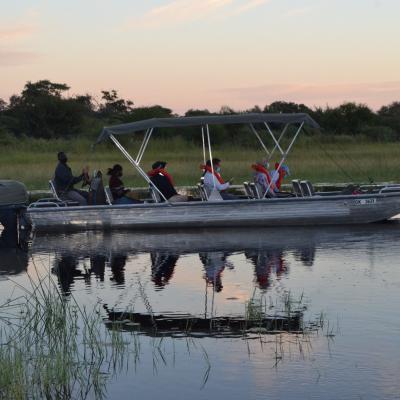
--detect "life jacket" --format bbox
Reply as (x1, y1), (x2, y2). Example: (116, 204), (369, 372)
(274, 163), (286, 190)
(251, 164), (276, 190)
(147, 168), (174, 186)
(200, 165), (225, 184)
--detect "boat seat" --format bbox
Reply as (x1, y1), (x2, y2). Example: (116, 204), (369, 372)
(292, 180), (304, 197)
(197, 183), (209, 201)
(104, 186), (114, 205)
(49, 179), (62, 201)
(49, 179), (80, 206)
(249, 183), (261, 199)
(300, 181), (312, 197)
(306, 181), (316, 196)
(149, 186), (162, 203)
(300, 180), (316, 197)
(243, 182), (254, 199)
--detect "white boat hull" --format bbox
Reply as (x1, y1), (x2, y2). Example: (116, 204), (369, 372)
(26, 193), (400, 232)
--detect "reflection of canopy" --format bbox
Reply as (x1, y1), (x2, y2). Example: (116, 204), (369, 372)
(95, 113), (320, 143)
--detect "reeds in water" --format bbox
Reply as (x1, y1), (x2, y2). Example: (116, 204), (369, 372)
(0, 272), (127, 399)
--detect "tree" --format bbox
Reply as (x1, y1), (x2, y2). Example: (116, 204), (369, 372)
(99, 90), (134, 119)
(378, 101), (400, 117)
(21, 80), (70, 101)
(314, 102), (375, 135)
(185, 109), (212, 117)
(377, 101), (400, 134)
(0, 98), (7, 112)
(264, 101), (313, 114)
(4, 80), (92, 138)
(246, 105), (262, 113)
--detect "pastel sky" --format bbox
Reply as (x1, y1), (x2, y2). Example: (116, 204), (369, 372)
(1, 0), (400, 113)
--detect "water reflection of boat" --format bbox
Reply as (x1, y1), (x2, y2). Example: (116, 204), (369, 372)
(31, 222), (400, 256)
(200, 252), (233, 292)
(0, 219), (29, 276)
(151, 253), (178, 289)
(245, 250), (288, 290)
(0, 247), (29, 276)
(31, 223), (400, 295)
(51, 255), (84, 295)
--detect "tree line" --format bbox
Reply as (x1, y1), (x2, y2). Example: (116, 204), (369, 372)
(1, 80), (400, 143)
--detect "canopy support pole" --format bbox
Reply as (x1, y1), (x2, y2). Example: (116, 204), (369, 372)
(262, 122), (304, 198)
(264, 123), (285, 155)
(267, 123), (289, 162)
(205, 124), (216, 190)
(250, 124), (270, 156)
(201, 127), (206, 165)
(109, 134), (169, 203)
(136, 129), (150, 163)
(136, 128), (154, 165)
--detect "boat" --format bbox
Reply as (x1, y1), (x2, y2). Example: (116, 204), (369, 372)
(0, 180), (28, 243)
(26, 113), (400, 231)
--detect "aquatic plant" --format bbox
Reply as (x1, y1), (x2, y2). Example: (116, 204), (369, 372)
(0, 271), (128, 400)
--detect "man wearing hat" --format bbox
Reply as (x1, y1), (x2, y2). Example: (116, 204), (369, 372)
(148, 161), (188, 202)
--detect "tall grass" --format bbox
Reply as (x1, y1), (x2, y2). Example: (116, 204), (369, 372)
(0, 270), (128, 399)
(1, 135), (400, 190)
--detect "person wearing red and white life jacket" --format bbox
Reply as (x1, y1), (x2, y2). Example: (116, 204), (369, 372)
(251, 160), (276, 197)
(201, 158), (237, 200)
(270, 162), (290, 191)
(148, 161), (188, 202)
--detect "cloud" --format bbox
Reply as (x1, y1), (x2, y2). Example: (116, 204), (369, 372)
(127, 0), (270, 29)
(218, 82), (400, 110)
(129, 0), (232, 28)
(286, 7), (313, 17)
(232, 0), (270, 16)
(0, 25), (36, 43)
(0, 50), (40, 66)
(0, 14), (39, 67)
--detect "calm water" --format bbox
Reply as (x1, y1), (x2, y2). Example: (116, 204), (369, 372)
(1, 223), (400, 399)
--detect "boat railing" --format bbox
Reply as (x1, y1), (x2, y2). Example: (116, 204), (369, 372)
(149, 186), (162, 203)
(104, 186), (114, 205)
(28, 199), (65, 208)
(379, 185), (400, 194)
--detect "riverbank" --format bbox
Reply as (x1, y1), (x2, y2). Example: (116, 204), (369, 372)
(1, 136), (400, 190)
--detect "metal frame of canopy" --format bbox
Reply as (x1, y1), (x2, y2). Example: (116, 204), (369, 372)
(97, 114), (317, 201)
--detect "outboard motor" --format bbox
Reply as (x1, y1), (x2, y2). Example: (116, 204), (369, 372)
(0, 180), (29, 247)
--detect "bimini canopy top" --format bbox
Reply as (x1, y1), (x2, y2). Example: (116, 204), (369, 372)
(95, 113), (319, 144)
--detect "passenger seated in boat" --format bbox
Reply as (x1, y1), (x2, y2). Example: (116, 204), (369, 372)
(201, 158), (237, 200)
(148, 161), (188, 202)
(270, 162), (290, 191)
(107, 164), (142, 205)
(251, 160), (276, 198)
(88, 170), (106, 205)
(54, 151), (89, 206)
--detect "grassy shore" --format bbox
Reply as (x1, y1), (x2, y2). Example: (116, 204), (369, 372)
(1, 135), (400, 190)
